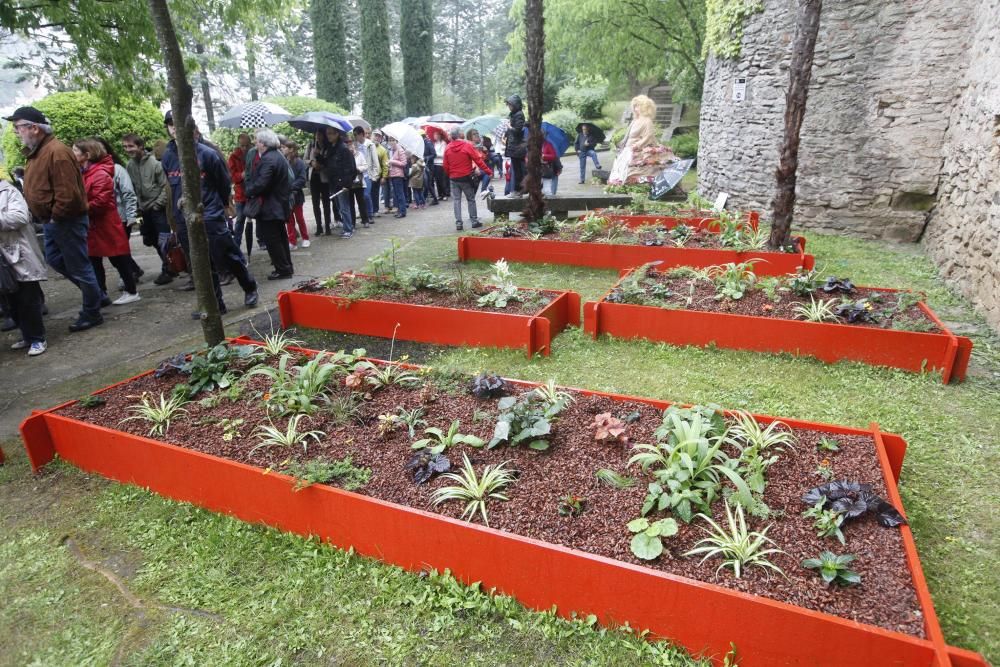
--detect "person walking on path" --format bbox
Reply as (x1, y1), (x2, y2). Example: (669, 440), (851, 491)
(6, 106), (104, 332)
(229, 133), (256, 254)
(281, 139), (310, 249)
(123, 133), (174, 285)
(442, 126), (492, 231)
(72, 138), (140, 306)
(575, 124), (602, 184)
(245, 128), (294, 279)
(162, 112), (258, 311)
(504, 94), (527, 195)
(0, 179), (48, 356)
(316, 126), (358, 239)
(432, 129), (451, 200)
(386, 136), (409, 219)
(306, 131), (334, 235)
(94, 136), (143, 283)
(422, 131), (439, 206)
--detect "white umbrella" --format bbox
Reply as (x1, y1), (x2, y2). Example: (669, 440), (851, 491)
(381, 122), (424, 157)
(218, 101), (292, 128)
(346, 115), (371, 133)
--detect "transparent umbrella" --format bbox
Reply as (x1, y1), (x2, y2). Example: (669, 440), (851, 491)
(381, 122), (424, 157)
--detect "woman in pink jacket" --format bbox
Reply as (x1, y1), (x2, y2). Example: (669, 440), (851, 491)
(387, 137), (409, 218)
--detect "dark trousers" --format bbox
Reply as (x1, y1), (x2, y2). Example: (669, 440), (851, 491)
(7, 280), (45, 344)
(43, 216), (102, 322)
(90, 255), (137, 296)
(423, 164), (438, 202)
(208, 227), (257, 303)
(391, 177), (408, 216)
(140, 208), (172, 274)
(258, 218), (293, 275)
(348, 187), (370, 227)
(371, 177), (382, 214)
(433, 163), (450, 197)
(233, 201), (254, 256)
(309, 172), (332, 232)
(511, 157), (526, 192)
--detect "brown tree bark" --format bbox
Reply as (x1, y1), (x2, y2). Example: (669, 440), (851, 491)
(523, 0), (545, 222)
(195, 42), (216, 133)
(247, 43), (259, 101)
(769, 0), (822, 250)
(147, 0), (225, 346)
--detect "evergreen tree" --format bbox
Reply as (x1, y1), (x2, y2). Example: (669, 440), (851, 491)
(400, 0), (433, 115)
(312, 0), (350, 107)
(359, 0), (393, 125)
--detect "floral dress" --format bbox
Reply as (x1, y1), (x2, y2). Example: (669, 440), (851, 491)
(608, 115), (676, 185)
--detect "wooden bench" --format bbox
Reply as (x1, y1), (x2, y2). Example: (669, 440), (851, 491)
(486, 193), (633, 220)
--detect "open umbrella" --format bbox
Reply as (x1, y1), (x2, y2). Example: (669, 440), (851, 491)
(346, 115), (371, 133)
(460, 114), (504, 138)
(287, 111), (354, 135)
(575, 122), (606, 144)
(381, 122), (424, 157)
(400, 116), (428, 128)
(218, 101), (292, 128)
(422, 123), (454, 141)
(541, 122), (570, 157)
(427, 112), (465, 123)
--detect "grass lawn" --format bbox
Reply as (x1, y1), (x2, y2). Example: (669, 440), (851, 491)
(1, 226), (997, 665)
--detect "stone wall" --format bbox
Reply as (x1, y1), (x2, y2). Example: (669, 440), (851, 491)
(922, 0), (1000, 331)
(698, 0), (976, 242)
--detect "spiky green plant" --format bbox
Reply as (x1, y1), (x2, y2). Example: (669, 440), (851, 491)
(793, 296), (839, 323)
(121, 392), (189, 437)
(684, 500), (786, 579)
(250, 415), (326, 456)
(430, 454), (516, 527)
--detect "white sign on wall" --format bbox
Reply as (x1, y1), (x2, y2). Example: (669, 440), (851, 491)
(733, 78), (747, 103)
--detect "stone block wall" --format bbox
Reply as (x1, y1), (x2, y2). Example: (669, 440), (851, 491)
(922, 0), (1000, 331)
(698, 0), (975, 242)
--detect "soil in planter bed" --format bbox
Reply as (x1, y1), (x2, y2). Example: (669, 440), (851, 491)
(61, 363), (924, 638)
(479, 222), (799, 253)
(608, 272), (940, 333)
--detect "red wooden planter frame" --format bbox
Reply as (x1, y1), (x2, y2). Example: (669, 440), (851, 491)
(19, 340), (985, 667)
(277, 274), (580, 358)
(583, 269), (973, 384)
(457, 228), (813, 276)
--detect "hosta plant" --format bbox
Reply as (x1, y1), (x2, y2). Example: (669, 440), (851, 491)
(411, 420), (485, 455)
(430, 454), (516, 526)
(684, 500), (786, 579)
(121, 392), (189, 437)
(628, 517), (679, 561)
(802, 551), (862, 587)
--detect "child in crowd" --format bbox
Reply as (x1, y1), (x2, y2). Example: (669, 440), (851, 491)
(408, 155), (426, 209)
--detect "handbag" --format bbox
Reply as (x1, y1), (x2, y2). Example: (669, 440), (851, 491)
(540, 162), (555, 179)
(243, 196), (262, 218)
(164, 234), (188, 275)
(0, 254), (19, 294)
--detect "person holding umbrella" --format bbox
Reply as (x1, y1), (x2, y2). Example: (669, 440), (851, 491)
(504, 95), (527, 195)
(316, 127), (358, 238)
(244, 128), (293, 279)
(575, 123), (603, 184)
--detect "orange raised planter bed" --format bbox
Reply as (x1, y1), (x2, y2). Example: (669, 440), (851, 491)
(457, 229), (813, 276)
(277, 276), (580, 358)
(583, 270), (973, 384)
(598, 210), (761, 231)
(19, 342), (986, 667)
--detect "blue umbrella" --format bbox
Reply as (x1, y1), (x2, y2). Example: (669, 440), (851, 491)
(287, 111), (354, 135)
(541, 122), (570, 157)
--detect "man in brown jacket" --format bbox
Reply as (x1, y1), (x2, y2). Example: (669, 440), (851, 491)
(6, 106), (104, 331)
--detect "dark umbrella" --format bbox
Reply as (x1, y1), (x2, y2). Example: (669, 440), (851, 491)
(287, 111), (354, 135)
(575, 122), (606, 144)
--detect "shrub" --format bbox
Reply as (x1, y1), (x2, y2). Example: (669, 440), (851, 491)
(592, 117), (615, 132)
(556, 83), (608, 119)
(542, 108), (581, 142)
(209, 95), (348, 154)
(2, 91), (166, 170)
(669, 133), (700, 159)
(609, 125), (628, 147)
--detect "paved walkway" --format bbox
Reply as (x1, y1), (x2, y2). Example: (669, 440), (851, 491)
(0, 166), (610, 438)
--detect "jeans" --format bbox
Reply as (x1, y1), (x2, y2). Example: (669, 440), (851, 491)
(371, 177), (382, 214)
(542, 174), (559, 196)
(390, 177), (408, 216)
(336, 191), (355, 232)
(7, 280), (45, 344)
(363, 175), (374, 216)
(411, 187), (425, 206)
(43, 215), (102, 322)
(578, 148), (602, 182)
(480, 172), (490, 192)
(451, 177), (479, 225)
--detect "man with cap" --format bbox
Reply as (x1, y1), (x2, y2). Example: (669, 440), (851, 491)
(6, 106), (105, 331)
(161, 110), (259, 313)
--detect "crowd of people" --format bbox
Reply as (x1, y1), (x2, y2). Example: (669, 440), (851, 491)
(0, 94), (544, 358)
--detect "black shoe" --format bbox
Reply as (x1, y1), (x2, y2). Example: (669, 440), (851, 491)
(69, 316), (104, 333)
(244, 290), (259, 307)
(154, 272), (174, 286)
(181, 279), (195, 291)
(100, 296), (113, 308)
(135, 267), (145, 280)
(218, 273), (234, 286)
(315, 227), (323, 236)
(430, 200), (439, 206)
(456, 223), (464, 231)
(471, 222), (482, 229)
(1, 317), (16, 332)
(267, 271), (293, 280)
(41, 304), (49, 316)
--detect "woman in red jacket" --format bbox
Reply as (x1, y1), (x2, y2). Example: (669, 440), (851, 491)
(72, 138), (139, 305)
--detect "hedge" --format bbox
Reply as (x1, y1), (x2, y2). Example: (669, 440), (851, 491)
(1, 91), (166, 170)
(209, 96), (348, 155)
(555, 83), (608, 119)
(542, 108), (581, 142)
(668, 133), (699, 159)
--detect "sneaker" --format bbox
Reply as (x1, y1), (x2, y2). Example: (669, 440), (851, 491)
(69, 316), (103, 333)
(340, 231), (353, 238)
(244, 290), (259, 307)
(471, 222), (483, 229)
(28, 341), (47, 357)
(456, 222), (464, 231)
(10, 339), (28, 350)
(289, 243), (297, 252)
(154, 272), (174, 286)
(302, 239), (311, 248)
(112, 292), (141, 306)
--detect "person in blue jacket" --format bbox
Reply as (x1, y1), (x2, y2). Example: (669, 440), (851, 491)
(161, 111), (258, 313)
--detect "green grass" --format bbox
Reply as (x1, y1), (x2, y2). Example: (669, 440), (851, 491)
(1, 225), (997, 664)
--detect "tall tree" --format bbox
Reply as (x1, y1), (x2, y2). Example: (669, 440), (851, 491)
(312, 0), (350, 106)
(147, 0), (225, 345)
(769, 0), (822, 249)
(523, 0), (544, 222)
(194, 42), (217, 132)
(359, 0), (393, 125)
(400, 0), (433, 115)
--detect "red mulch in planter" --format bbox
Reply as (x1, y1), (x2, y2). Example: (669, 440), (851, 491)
(480, 222), (778, 252)
(60, 367), (924, 638)
(304, 274), (555, 317)
(610, 271), (939, 333)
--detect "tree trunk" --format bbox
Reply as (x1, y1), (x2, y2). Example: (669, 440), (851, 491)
(147, 0), (225, 347)
(523, 0), (545, 222)
(769, 0), (822, 249)
(247, 43), (259, 101)
(194, 42), (216, 133)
